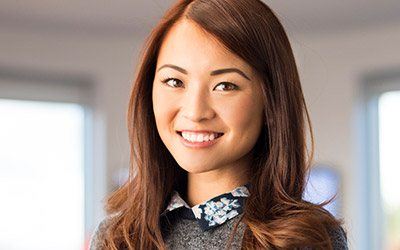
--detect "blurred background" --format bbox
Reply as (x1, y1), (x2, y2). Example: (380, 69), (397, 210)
(0, 1), (399, 249)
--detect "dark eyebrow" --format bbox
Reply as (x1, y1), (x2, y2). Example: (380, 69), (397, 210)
(157, 64), (251, 81)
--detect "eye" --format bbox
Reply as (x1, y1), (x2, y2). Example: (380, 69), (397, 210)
(214, 82), (239, 91)
(161, 77), (184, 88)
(160, 77), (238, 91)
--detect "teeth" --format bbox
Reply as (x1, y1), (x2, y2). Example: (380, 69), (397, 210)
(181, 132), (221, 142)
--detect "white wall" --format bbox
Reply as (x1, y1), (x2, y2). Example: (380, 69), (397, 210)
(1, 21), (399, 249)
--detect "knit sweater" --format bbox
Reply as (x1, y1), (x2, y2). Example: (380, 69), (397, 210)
(89, 185), (348, 249)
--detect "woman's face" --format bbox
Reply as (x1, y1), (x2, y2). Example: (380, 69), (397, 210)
(152, 19), (264, 175)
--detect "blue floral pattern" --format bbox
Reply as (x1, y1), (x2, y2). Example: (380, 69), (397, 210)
(161, 184), (250, 231)
(202, 197), (240, 226)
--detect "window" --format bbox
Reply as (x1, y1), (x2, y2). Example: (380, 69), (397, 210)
(0, 72), (97, 250)
(378, 91), (400, 249)
(0, 99), (85, 249)
(303, 164), (341, 218)
(364, 75), (400, 250)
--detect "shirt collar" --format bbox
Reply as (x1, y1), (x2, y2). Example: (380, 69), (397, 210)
(161, 183), (250, 231)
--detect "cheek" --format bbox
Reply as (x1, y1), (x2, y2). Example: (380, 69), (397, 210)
(152, 85), (177, 133)
(219, 94), (263, 132)
(152, 82), (179, 107)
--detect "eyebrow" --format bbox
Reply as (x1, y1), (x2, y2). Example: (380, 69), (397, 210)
(157, 64), (251, 81)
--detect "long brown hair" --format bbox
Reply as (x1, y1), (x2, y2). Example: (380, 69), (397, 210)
(101, 0), (343, 249)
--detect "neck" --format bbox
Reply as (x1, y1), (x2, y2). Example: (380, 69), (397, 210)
(186, 158), (250, 207)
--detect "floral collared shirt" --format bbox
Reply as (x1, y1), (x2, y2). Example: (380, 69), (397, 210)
(161, 184), (250, 232)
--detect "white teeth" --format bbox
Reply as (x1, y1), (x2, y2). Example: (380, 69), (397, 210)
(209, 133), (215, 140)
(181, 132), (221, 142)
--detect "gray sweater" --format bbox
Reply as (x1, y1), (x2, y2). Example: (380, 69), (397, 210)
(90, 185), (348, 249)
(89, 213), (348, 249)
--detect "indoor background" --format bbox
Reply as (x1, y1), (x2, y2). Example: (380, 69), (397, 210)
(0, 1), (399, 249)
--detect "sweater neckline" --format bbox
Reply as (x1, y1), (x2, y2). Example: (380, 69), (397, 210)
(161, 183), (250, 231)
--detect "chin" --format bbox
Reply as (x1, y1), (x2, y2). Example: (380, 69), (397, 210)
(176, 162), (217, 174)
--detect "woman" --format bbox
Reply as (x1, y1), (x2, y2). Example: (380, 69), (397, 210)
(90, 0), (348, 249)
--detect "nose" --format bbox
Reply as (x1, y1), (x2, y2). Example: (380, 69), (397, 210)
(181, 85), (216, 122)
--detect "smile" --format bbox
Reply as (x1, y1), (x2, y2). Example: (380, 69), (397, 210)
(176, 131), (224, 148)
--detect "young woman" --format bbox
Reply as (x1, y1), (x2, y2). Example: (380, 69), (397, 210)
(90, 0), (348, 249)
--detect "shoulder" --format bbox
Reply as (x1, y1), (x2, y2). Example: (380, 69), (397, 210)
(89, 217), (111, 250)
(327, 225), (348, 250)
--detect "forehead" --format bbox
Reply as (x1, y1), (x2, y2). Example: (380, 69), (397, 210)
(157, 19), (254, 75)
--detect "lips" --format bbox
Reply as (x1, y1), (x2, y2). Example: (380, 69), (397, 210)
(176, 130), (224, 148)
(176, 130), (224, 137)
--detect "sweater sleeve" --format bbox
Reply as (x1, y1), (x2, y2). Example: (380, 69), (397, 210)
(89, 218), (108, 250)
(329, 225), (349, 250)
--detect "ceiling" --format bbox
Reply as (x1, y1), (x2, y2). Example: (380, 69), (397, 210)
(0, 0), (399, 36)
